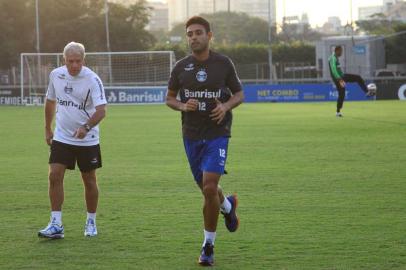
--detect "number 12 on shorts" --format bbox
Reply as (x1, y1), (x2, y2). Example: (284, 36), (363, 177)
(219, 148), (226, 158)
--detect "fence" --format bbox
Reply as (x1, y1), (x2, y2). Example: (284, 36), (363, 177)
(20, 51), (176, 104)
(236, 62), (317, 81)
(0, 52), (405, 105)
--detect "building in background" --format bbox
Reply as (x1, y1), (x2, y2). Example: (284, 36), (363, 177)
(281, 13), (310, 35)
(234, 0), (276, 24)
(145, 1), (169, 31)
(168, 0), (276, 29)
(317, 16), (343, 35)
(358, 5), (384, 20)
(316, 36), (385, 79)
(385, 0), (406, 21)
(358, 0), (406, 20)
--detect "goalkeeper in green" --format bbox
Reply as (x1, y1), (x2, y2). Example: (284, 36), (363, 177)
(328, 45), (375, 117)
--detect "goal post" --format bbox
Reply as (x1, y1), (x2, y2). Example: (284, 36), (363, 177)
(20, 51), (176, 105)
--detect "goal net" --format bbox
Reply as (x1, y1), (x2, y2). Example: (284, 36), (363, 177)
(20, 51), (176, 105)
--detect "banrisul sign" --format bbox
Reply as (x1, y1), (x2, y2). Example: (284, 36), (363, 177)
(105, 87), (166, 104)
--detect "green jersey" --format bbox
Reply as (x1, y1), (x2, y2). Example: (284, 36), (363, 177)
(328, 53), (344, 81)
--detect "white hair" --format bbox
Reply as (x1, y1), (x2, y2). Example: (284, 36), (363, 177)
(63, 41), (85, 59)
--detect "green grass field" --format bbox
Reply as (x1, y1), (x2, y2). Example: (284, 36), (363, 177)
(0, 101), (405, 270)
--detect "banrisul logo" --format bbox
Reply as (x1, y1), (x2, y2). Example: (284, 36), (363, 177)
(57, 97), (84, 109)
(64, 83), (73, 94)
(196, 69), (207, 82)
(184, 89), (221, 99)
(184, 63), (194, 71)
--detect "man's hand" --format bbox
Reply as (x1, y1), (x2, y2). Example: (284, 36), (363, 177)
(210, 98), (229, 124)
(182, 99), (198, 112)
(73, 126), (88, 139)
(339, 79), (346, 88)
(45, 128), (53, 146)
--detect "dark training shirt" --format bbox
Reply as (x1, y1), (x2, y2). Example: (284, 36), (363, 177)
(168, 51), (243, 140)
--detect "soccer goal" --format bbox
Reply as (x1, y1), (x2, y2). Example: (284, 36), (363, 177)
(20, 51), (176, 105)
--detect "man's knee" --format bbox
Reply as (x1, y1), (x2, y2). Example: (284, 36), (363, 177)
(48, 166), (64, 184)
(81, 171), (97, 188)
(202, 183), (218, 198)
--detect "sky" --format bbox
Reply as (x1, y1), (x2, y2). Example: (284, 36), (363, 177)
(147, 0), (385, 27)
(277, 0), (383, 26)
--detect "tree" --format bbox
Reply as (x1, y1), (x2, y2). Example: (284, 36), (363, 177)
(108, 1), (155, 51)
(38, 0), (106, 52)
(356, 18), (402, 35)
(38, 0), (154, 52)
(0, 0), (155, 69)
(385, 23), (406, 64)
(168, 11), (270, 45)
(152, 42), (315, 67)
(356, 19), (406, 64)
(277, 22), (321, 43)
(0, 1), (35, 69)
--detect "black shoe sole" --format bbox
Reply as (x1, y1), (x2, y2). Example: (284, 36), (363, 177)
(198, 260), (214, 266)
(38, 232), (64, 239)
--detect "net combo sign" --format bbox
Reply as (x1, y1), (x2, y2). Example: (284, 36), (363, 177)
(105, 87), (167, 104)
(243, 83), (373, 103)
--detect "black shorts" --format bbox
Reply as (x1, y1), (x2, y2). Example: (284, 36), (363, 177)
(49, 140), (102, 172)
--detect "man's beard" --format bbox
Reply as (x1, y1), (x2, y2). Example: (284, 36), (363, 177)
(191, 42), (208, 54)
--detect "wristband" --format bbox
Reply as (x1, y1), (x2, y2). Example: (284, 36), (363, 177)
(83, 123), (91, 132)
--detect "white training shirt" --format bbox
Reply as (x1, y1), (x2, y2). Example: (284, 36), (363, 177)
(46, 66), (107, 146)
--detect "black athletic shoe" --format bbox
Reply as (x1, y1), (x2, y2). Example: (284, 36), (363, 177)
(222, 195), (240, 232)
(198, 242), (214, 266)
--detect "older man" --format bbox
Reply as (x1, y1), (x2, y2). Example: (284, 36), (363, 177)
(38, 42), (107, 239)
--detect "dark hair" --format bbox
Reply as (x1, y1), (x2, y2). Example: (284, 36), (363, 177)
(185, 16), (211, 33)
(335, 46), (342, 52)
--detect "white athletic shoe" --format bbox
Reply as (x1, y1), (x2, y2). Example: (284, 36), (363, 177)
(336, 112), (343, 117)
(84, 219), (98, 237)
(366, 90), (376, 97)
(38, 220), (64, 239)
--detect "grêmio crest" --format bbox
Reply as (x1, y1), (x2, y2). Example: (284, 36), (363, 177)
(196, 69), (207, 82)
(64, 83), (73, 94)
